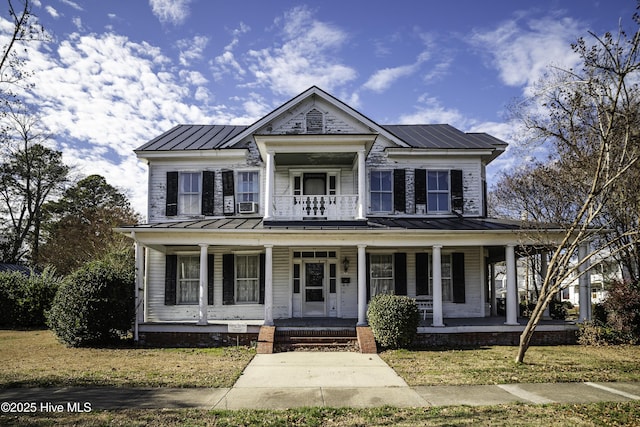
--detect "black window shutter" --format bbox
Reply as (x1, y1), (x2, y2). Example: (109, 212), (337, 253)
(415, 253), (428, 295)
(164, 254), (177, 305)
(222, 170), (235, 215)
(393, 169), (406, 213)
(451, 169), (464, 213)
(166, 172), (178, 216)
(366, 253), (371, 302)
(222, 253), (235, 305)
(259, 253), (266, 304)
(394, 252), (407, 295)
(452, 252), (466, 303)
(202, 171), (215, 216)
(415, 169), (426, 206)
(207, 254), (214, 305)
(482, 179), (488, 218)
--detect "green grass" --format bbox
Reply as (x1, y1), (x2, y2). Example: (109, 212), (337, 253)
(0, 330), (254, 388)
(380, 345), (640, 386)
(1, 402), (639, 426)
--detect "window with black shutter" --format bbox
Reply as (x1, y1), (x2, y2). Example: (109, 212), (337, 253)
(452, 253), (466, 303)
(393, 169), (406, 213)
(202, 171), (215, 216)
(451, 169), (464, 214)
(164, 254), (177, 305)
(166, 172), (178, 216)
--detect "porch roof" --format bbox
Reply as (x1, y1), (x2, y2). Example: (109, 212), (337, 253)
(119, 216), (547, 232)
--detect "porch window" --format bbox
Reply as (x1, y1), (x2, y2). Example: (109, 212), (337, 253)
(429, 254), (452, 301)
(237, 171), (259, 202)
(370, 254), (394, 296)
(177, 255), (199, 304)
(179, 172), (201, 215)
(236, 254), (260, 303)
(427, 171), (449, 213)
(370, 170), (392, 212)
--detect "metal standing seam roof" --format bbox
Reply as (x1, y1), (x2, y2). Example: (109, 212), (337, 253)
(382, 124), (500, 150)
(135, 125), (247, 151)
(118, 217), (529, 232)
(134, 124), (507, 152)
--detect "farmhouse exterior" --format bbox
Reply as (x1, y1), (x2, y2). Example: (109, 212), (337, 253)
(119, 86), (587, 349)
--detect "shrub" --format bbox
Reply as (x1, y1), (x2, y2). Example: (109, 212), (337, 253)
(603, 279), (640, 343)
(549, 299), (569, 320)
(366, 294), (420, 349)
(0, 268), (61, 327)
(47, 249), (135, 347)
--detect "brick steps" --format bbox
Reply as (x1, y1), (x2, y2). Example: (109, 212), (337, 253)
(256, 325), (378, 354)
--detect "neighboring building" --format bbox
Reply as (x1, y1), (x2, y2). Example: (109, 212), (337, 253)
(118, 86), (584, 348)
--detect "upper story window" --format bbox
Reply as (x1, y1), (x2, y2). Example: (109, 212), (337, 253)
(237, 171), (259, 202)
(306, 108), (323, 133)
(179, 172), (201, 215)
(427, 171), (450, 213)
(177, 255), (199, 304)
(370, 170), (392, 212)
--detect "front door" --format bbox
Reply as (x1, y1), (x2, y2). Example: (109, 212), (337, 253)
(303, 262), (326, 316)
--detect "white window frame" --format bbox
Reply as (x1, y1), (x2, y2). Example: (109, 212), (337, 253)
(177, 254), (199, 304)
(429, 253), (453, 301)
(235, 254), (260, 304)
(427, 170), (450, 213)
(370, 253), (394, 297)
(236, 170), (260, 203)
(178, 172), (201, 215)
(370, 170), (393, 213)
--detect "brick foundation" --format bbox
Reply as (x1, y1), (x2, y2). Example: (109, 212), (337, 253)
(138, 331), (258, 347)
(413, 329), (578, 347)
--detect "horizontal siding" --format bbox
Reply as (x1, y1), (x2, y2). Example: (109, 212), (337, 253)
(144, 245), (486, 323)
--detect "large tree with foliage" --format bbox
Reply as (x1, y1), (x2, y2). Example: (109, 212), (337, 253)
(0, 110), (68, 264)
(502, 14), (640, 363)
(39, 174), (140, 275)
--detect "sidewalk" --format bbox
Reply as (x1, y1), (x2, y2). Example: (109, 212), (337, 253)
(1, 352), (640, 410)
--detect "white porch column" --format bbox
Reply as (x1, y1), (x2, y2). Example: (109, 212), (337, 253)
(264, 244), (274, 326)
(133, 237), (144, 342)
(505, 244), (519, 325)
(264, 150), (275, 220)
(197, 244), (209, 325)
(490, 263), (498, 316)
(578, 243), (592, 322)
(432, 245), (445, 327)
(356, 149), (366, 220)
(357, 244), (367, 325)
(143, 247), (149, 322)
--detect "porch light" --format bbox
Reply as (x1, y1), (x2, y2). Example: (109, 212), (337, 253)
(343, 257), (350, 273)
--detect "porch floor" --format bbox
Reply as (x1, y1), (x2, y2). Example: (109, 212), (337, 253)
(273, 316), (576, 328)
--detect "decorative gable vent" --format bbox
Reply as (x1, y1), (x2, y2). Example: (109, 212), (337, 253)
(305, 108), (324, 134)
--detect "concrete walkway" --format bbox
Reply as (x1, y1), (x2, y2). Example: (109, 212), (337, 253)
(1, 352), (640, 410)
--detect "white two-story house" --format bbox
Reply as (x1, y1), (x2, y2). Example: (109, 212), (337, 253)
(120, 86), (584, 348)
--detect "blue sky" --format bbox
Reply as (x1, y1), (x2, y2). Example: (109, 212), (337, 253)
(6, 0), (638, 215)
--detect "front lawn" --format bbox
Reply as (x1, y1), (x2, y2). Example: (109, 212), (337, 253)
(380, 345), (640, 386)
(0, 330), (254, 388)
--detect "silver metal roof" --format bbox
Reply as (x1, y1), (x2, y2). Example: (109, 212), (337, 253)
(135, 124), (507, 152)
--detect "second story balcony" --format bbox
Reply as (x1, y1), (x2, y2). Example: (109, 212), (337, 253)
(271, 195), (359, 221)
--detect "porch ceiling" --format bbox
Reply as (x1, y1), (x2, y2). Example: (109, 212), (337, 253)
(275, 152), (356, 166)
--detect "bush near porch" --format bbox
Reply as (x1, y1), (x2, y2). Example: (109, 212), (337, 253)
(367, 294), (420, 349)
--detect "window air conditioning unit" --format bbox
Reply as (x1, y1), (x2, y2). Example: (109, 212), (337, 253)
(237, 201), (259, 214)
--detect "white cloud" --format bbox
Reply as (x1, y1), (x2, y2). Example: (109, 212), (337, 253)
(149, 0), (191, 25)
(176, 35), (209, 66)
(244, 6), (357, 96)
(470, 15), (582, 95)
(60, 0), (82, 11)
(44, 6), (59, 19)
(398, 95), (469, 128)
(363, 64), (417, 93)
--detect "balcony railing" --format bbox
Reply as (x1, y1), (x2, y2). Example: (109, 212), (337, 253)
(272, 195), (358, 220)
